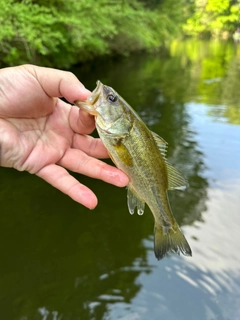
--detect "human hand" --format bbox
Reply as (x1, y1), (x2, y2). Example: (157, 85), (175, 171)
(0, 64), (129, 209)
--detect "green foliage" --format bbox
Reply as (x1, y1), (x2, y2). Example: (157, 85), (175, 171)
(183, 0), (240, 38)
(0, 0), (64, 65)
(1, 0), (238, 67)
(0, 0), (182, 68)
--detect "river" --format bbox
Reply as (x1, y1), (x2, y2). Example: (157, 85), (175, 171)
(0, 40), (240, 320)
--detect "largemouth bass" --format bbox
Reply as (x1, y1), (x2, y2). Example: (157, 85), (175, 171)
(75, 81), (192, 260)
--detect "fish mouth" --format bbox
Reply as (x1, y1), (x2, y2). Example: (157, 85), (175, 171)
(74, 80), (103, 115)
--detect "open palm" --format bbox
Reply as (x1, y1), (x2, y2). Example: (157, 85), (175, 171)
(0, 65), (128, 208)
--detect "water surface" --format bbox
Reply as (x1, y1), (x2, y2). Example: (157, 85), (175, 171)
(0, 40), (240, 320)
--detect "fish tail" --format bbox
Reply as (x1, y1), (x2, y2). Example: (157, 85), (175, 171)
(154, 224), (192, 260)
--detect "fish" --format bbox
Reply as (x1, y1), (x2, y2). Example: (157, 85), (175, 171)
(75, 81), (192, 260)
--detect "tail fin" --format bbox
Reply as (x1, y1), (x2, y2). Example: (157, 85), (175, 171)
(154, 225), (192, 260)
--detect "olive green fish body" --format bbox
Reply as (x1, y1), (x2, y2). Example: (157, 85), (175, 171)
(75, 81), (192, 260)
(98, 117), (172, 223)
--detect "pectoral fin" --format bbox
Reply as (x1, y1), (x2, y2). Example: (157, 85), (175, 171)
(127, 187), (145, 215)
(151, 130), (187, 190)
(113, 141), (133, 167)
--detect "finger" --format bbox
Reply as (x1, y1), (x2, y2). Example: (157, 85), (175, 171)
(24, 64), (91, 103)
(58, 149), (129, 187)
(68, 104), (95, 135)
(36, 164), (98, 209)
(77, 109), (96, 135)
(72, 134), (109, 159)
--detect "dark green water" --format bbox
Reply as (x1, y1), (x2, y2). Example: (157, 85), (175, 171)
(1, 40), (240, 320)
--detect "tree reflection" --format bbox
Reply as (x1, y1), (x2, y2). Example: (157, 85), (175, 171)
(170, 40), (240, 125)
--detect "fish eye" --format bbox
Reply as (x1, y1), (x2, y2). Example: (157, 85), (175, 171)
(108, 94), (118, 103)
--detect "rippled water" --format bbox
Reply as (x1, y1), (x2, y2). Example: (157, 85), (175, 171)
(0, 40), (240, 319)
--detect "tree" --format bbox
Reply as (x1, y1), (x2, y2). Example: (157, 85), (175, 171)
(0, 0), (177, 68)
(183, 0), (240, 38)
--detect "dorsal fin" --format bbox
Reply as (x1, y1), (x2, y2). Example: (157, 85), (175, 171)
(165, 162), (188, 190)
(151, 131), (168, 159)
(151, 131), (187, 190)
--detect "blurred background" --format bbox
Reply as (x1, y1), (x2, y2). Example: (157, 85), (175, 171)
(1, 1), (240, 319)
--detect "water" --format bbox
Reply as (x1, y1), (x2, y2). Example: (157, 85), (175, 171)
(0, 40), (240, 320)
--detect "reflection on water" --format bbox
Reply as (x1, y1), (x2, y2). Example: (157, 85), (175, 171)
(0, 40), (240, 320)
(169, 40), (240, 125)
